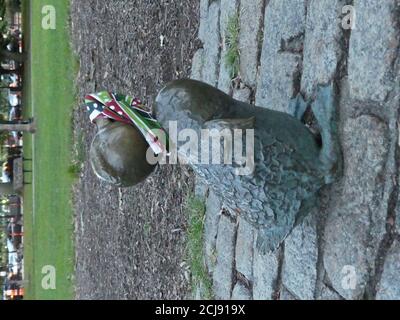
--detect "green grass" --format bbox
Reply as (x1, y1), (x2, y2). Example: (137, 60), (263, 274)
(22, 0), (77, 300)
(186, 196), (213, 300)
(68, 131), (85, 179)
(224, 13), (241, 79)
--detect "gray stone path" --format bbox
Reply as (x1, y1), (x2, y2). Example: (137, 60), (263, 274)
(191, 0), (400, 300)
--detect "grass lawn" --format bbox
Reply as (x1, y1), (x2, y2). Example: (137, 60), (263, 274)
(22, 0), (77, 300)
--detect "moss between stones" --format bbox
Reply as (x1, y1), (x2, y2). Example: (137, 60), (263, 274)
(186, 195), (214, 299)
(224, 12), (241, 79)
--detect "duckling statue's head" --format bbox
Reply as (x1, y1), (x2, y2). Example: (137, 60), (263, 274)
(89, 118), (157, 188)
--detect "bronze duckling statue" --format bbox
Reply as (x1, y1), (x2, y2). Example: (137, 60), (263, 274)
(86, 80), (342, 253)
(155, 79), (342, 253)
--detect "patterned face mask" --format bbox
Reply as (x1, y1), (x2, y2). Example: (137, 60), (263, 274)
(83, 91), (169, 155)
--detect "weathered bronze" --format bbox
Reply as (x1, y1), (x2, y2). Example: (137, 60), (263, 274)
(155, 79), (342, 253)
(89, 79), (342, 253)
(90, 118), (157, 187)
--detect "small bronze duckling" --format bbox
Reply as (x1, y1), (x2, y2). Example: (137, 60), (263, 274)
(85, 80), (342, 253)
(154, 79), (342, 253)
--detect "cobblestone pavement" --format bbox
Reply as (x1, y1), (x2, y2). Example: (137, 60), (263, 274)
(191, 0), (400, 300)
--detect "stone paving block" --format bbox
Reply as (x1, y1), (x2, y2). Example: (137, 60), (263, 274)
(231, 282), (252, 300)
(191, 49), (204, 81)
(252, 236), (280, 300)
(204, 189), (222, 274)
(194, 175), (209, 200)
(397, 203), (400, 236)
(256, 0), (306, 113)
(198, 0), (210, 42)
(282, 214), (318, 300)
(323, 115), (389, 299)
(301, 0), (346, 98)
(235, 217), (255, 281)
(318, 284), (345, 300)
(348, 0), (399, 102)
(213, 215), (237, 299)
(280, 287), (298, 300)
(396, 108), (400, 234)
(194, 282), (208, 300)
(376, 240), (400, 300)
(202, 1), (221, 87)
(238, 0), (265, 88)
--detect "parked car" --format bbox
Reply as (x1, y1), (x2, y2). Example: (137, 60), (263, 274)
(6, 239), (16, 253)
(8, 93), (20, 108)
(1, 74), (19, 87)
(6, 239), (22, 276)
(8, 105), (22, 121)
(2, 160), (13, 182)
(7, 252), (19, 275)
(7, 218), (23, 248)
(3, 282), (24, 300)
(1, 169), (11, 183)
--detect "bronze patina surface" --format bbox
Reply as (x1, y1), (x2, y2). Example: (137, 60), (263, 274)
(90, 119), (157, 187)
(89, 79), (342, 252)
(155, 79), (342, 253)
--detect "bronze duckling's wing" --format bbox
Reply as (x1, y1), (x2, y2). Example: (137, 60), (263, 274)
(195, 116), (325, 254)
